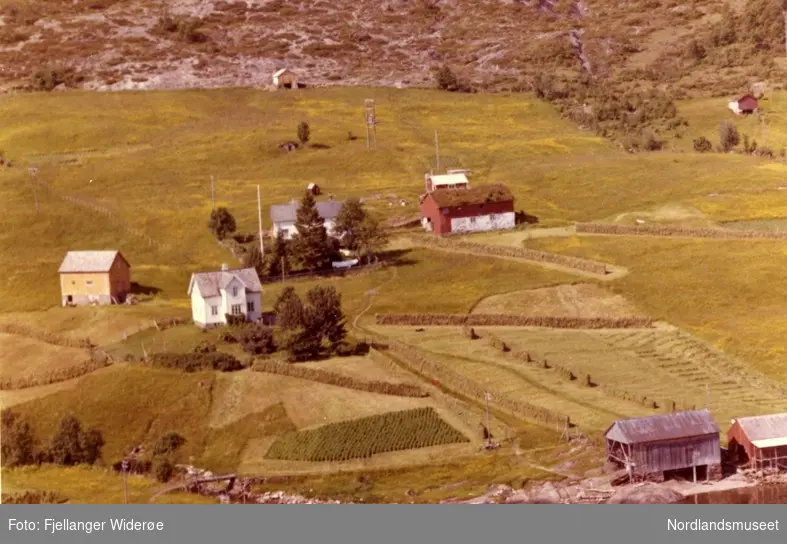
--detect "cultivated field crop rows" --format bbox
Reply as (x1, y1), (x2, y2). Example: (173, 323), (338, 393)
(264, 408), (470, 462)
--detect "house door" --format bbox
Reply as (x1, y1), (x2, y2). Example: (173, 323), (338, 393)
(67, 295), (73, 303)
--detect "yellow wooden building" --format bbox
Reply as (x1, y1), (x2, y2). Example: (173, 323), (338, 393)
(58, 250), (131, 306)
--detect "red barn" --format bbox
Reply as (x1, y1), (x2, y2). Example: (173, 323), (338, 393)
(420, 184), (515, 236)
(729, 94), (759, 115)
(728, 412), (787, 471)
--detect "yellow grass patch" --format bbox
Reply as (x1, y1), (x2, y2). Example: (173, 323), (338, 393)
(0, 333), (88, 381)
(471, 284), (646, 318)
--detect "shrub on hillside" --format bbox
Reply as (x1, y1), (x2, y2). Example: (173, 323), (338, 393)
(193, 340), (217, 354)
(693, 136), (713, 152)
(224, 314), (246, 327)
(334, 340), (370, 357)
(152, 432), (186, 456)
(30, 66), (83, 91)
(1, 410), (37, 467)
(49, 414), (104, 466)
(238, 324), (276, 355)
(1, 491), (66, 504)
(219, 329), (238, 343)
(719, 120), (740, 152)
(208, 207), (236, 240)
(148, 352), (243, 372)
(154, 459), (175, 483)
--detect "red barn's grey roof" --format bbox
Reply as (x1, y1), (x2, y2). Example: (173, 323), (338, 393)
(58, 251), (129, 273)
(605, 409), (719, 444)
(731, 412), (787, 443)
(188, 267), (262, 297)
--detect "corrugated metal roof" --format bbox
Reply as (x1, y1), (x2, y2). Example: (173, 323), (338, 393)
(188, 267), (262, 298)
(605, 409), (719, 444)
(430, 173), (469, 186)
(752, 437), (787, 449)
(732, 412), (787, 442)
(58, 251), (128, 273)
(270, 200), (343, 224)
(428, 184), (514, 208)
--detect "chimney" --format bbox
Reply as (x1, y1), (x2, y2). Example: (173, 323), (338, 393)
(221, 263), (229, 271)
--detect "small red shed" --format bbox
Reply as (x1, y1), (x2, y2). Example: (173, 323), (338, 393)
(420, 184), (515, 236)
(728, 412), (787, 471)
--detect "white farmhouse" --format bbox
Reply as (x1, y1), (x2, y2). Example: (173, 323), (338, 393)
(187, 264), (262, 328)
(270, 198), (343, 240)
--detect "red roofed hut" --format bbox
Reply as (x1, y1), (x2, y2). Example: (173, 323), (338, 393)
(419, 184), (515, 236)
(605, 409), (722, 482)
(728, 412), (787, 471)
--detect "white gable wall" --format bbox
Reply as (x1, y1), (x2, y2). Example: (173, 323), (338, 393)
(221, 277), (248, 317)
(190, 288), (207, 324)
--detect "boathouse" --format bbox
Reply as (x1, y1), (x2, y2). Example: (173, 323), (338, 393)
(728, 412), (787, 471)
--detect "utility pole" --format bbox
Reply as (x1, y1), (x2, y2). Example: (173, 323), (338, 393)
(281, 257), (285, 284)
(705, 383), (710, 409)
(121, 459), (129, 504)
(28, 168), (39, 215)
(434, 131), (440, 172)
(484, 392), (492, 447)
(256, 185), (264, 256)
(210, 176), (215, 210)
(761, 112), (767, 148)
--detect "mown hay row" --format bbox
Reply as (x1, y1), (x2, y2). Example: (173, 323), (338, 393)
(386, 340), (569, 427)
(576, 222), (787, 240)
(412, 235), (609, 275)
(0, 356), (110, 390)
(485, 331), (509, 352)
(507, 340), (680, 413)
(375, 314), (653, 329)
(0, 323), (93, 348)
(252, 359), (428, 398)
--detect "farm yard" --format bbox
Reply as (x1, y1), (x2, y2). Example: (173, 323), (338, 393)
(4, 86), (787, 503)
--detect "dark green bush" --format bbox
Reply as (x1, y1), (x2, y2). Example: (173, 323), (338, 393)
(154, 459), (175, 483)
(152, 432), (186, 455)
(148, 352), (243, 372)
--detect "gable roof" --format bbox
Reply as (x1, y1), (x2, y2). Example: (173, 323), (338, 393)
(58, 251), (129, 273)
(732, 412), (787, 443)
(736, 94), (758, 104)
(604, 409), (719, 444)
(430, 173), (469, 187)
(188, 267), (262, 298)
(428, 184), (514, 208)
(270, 200), (343, 223)
(274, 68), (292, 77)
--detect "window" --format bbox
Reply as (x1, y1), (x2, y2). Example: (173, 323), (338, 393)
(489, 214), (497, 221)
(85, 280), (93, 286)
(469, 217), (476, 224)
(231, 304), (242, 315)
(247, 301), (254, 312)
(232, 287), (238, 297)
(211, 306), (218, 316)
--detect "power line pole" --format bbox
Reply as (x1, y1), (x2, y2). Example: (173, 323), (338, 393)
(434, 131), (440, 172)
(210, 176), (215, 210)
(28, 168), (39, 215)
(484, 392), (492, 447)
(121, 459), (129, 504)
(257, 185), (264, 256)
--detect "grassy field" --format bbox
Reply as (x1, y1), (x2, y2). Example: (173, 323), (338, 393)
(520, 236), (787, 381)
(1, 465), (217, 504)
(375, 325), (787, 439)
(0, 333), (88, 381)
(471, 283), (648, 318)
(6, 87), (787, 313)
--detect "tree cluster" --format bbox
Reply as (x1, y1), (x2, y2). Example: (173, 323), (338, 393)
(2, 411), (104, 468)
(273, 285), (348, 361)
